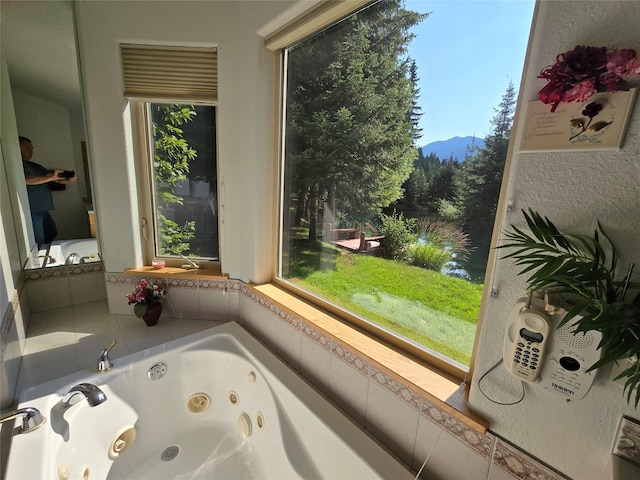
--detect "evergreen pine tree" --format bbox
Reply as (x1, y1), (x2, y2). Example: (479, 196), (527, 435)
(407, 60), (423, 142)
(456, 81), (516, 254)
(284, 1), (427, 239)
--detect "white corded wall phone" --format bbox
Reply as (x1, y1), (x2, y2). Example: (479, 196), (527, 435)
(503, 296), (602, 401)
(503, 298), (550, 382)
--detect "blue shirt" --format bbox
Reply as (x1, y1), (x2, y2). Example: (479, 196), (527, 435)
(23, 161), (54, 213)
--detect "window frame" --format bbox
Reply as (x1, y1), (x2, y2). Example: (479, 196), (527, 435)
(269, 0), (513, 382)
(132, 101), (222, 269)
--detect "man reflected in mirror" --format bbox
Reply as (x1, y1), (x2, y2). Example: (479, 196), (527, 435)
(19, 136), (77, 248)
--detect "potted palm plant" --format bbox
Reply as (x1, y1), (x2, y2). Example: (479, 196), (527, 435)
(499, 209), (640, 406)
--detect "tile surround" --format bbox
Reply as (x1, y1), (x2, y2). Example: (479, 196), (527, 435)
(365, 379), (421, 466)
(25, 263), (106, 313)
(3, 271), (573, 479)
(329, 347), (370, 424)
(1, 298), (20, 409)
(244, 280), (572, 480)
(299, 331), (332, 394)
(1, 284), (29, 410)
(492, 438), (570, 479)
(423, 428), (491, 479)
(105, 271), (238, 321)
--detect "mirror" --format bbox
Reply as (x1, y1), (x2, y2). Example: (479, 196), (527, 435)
(1, 1), (99, 269)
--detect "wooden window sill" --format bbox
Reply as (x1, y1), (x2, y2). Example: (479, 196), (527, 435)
(124, 265), (226, 280)
(250, 283), (489, 434)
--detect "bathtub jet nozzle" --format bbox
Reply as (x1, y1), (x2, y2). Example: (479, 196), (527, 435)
(63, 383), (107, 408)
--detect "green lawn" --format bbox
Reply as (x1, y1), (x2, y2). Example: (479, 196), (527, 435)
(286, 239), (483, 365)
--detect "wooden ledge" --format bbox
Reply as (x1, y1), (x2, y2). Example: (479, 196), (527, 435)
(125, 265), (226, 280)
(250, 283), (489, 434)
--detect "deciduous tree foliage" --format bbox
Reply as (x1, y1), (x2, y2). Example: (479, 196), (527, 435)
(284, 0), (426, 240)
(151, 104), (197, 255)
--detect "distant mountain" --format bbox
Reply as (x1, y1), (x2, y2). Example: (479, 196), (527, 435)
(420, 136), (485, 162)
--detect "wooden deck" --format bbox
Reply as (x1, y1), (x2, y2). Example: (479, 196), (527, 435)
(332, 235), (383, 254)
(327, 223), (383, 254)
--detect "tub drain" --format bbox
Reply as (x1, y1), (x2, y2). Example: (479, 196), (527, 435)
(161, 445), (180, 462)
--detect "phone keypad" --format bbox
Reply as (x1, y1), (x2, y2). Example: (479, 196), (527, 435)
(514, 340), (541, 372)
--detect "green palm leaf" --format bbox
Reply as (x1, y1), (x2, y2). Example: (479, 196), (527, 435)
(499, 209), (640, 406)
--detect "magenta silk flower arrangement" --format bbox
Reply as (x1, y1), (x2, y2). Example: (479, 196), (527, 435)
(538, 45), (640, 112)
(127, 278), (167, 317)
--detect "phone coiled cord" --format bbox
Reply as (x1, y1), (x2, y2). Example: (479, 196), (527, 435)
(477, 358), (526, 406)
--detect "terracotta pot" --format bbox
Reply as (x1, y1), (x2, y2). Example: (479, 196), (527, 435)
(142, 301), (162, 326)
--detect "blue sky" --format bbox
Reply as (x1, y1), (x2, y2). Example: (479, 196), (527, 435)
(406, 0), (536, 146)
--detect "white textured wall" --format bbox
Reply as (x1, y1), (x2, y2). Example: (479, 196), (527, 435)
(469, 2), (640, 479)
(74, 0), (291, 281)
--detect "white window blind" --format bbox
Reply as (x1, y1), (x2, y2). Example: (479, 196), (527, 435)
(121, 45), (217, 103)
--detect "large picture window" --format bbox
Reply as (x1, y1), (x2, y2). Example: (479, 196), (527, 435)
(277, 0), (528, 371)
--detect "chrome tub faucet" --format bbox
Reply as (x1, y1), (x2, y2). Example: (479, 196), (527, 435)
(63, 383), (107, 408)
(65, 252), (79, 265)
(0, 407), (46, 434)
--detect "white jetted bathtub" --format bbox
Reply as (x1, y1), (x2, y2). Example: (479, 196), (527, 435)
(50, 238), (101, 265)
(5, 322), (413, 479)
(34, 238), (101, 268)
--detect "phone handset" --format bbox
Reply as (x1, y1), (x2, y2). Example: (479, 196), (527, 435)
(503, 299), (551, 382)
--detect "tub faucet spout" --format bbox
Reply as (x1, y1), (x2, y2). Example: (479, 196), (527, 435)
(0, 407), (46, 434)
(65, 252), (79, 265)
(63, 383), (107, 408)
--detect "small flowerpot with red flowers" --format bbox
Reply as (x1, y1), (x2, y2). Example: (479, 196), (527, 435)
(127, 278), (167, 326)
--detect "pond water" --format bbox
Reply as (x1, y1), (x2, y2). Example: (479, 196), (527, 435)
(440, 258), (471, 281)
